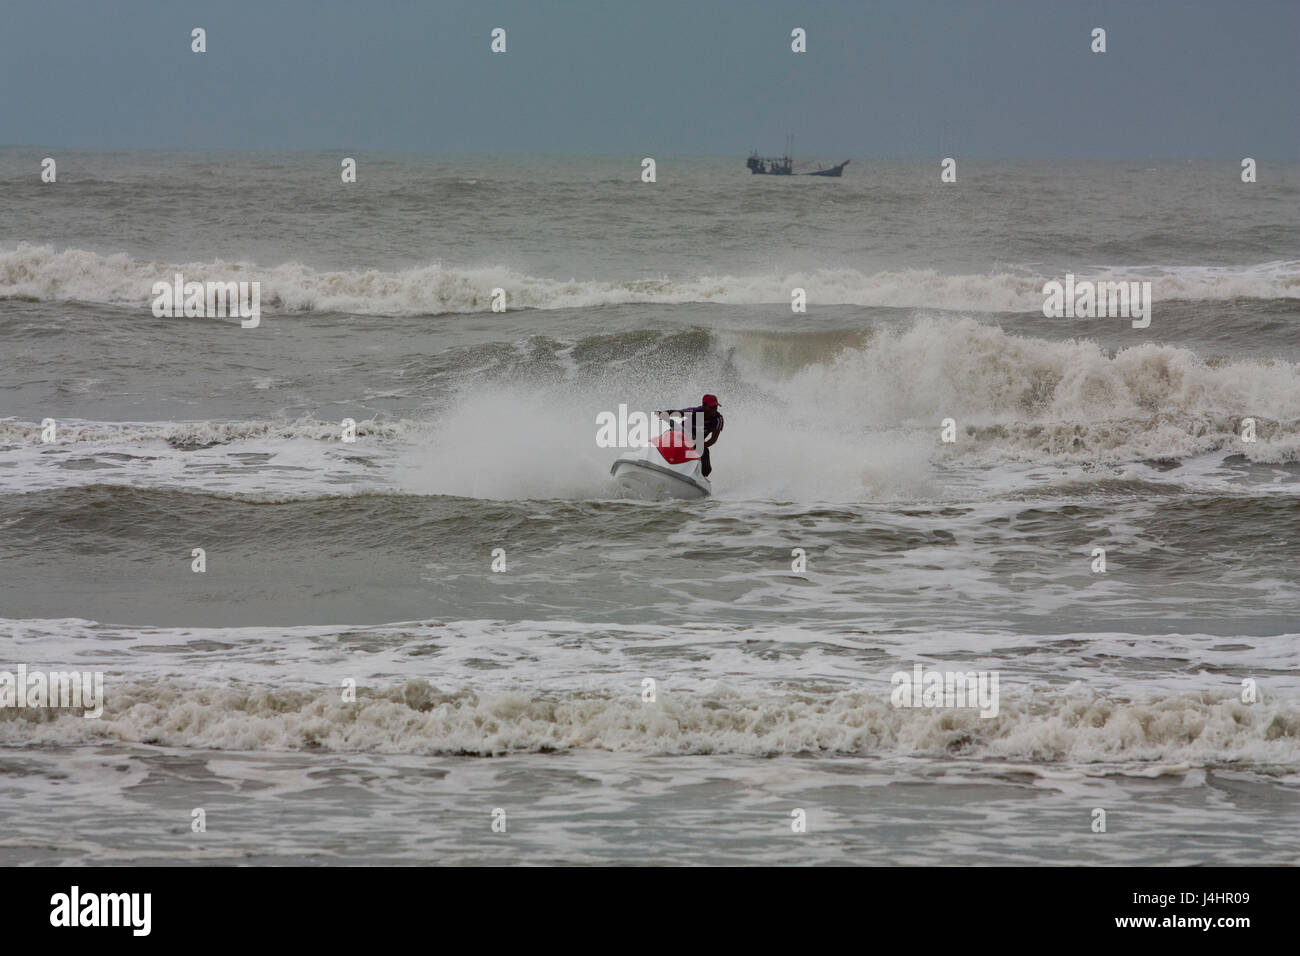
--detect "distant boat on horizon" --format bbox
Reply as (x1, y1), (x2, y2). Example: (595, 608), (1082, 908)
(747, 136), (849, 177)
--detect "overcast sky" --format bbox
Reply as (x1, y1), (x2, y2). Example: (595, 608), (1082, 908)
(3, 0), (1296, 158)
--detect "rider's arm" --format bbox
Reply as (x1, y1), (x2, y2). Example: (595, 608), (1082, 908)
(704, 415), (723, 446)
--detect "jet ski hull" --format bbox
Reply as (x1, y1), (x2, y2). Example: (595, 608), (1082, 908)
(610, 458), (712, 499)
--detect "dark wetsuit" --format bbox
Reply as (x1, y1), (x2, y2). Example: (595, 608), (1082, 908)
(672, 405), (724, 477)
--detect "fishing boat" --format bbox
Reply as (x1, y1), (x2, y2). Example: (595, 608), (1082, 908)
(747, 136), (848, 177)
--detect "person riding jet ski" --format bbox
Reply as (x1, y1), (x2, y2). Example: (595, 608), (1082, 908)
(655, 394), (724, 477)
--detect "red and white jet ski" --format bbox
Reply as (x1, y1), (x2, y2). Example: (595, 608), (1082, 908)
(610, 421), (712, 499)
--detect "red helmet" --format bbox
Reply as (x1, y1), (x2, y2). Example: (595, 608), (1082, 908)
(702, 394), (720, 407)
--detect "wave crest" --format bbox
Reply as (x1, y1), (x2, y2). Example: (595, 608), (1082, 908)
(2, 679), (1294, 762)
(4, 244), (1297, 315)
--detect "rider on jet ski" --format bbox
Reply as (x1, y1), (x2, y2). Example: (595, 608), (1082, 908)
(656, 394), (724, 477)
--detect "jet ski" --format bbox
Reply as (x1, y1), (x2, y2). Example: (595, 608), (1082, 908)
(610, 423), (712, 499)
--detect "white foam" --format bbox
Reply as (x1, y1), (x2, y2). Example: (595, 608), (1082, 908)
(1, 678), (1293, 763)
(4, 244), (1297, 314)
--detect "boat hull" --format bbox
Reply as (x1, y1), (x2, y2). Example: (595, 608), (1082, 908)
(610, 458), (711, 500)
(806, 160), (850, 177)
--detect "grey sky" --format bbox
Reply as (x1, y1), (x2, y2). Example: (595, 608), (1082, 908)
(2, 0), (1296, 158)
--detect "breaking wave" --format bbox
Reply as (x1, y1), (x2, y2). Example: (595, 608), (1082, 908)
(0, 417), (407, 447)
(759, 317), (1300, 462)
(2, 679), (1295, 763)
(3, 244), (1298, 315)
(4, 317), (1300, 505)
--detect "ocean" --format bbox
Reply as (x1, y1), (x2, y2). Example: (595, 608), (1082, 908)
(1, 150), (1297, 864)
